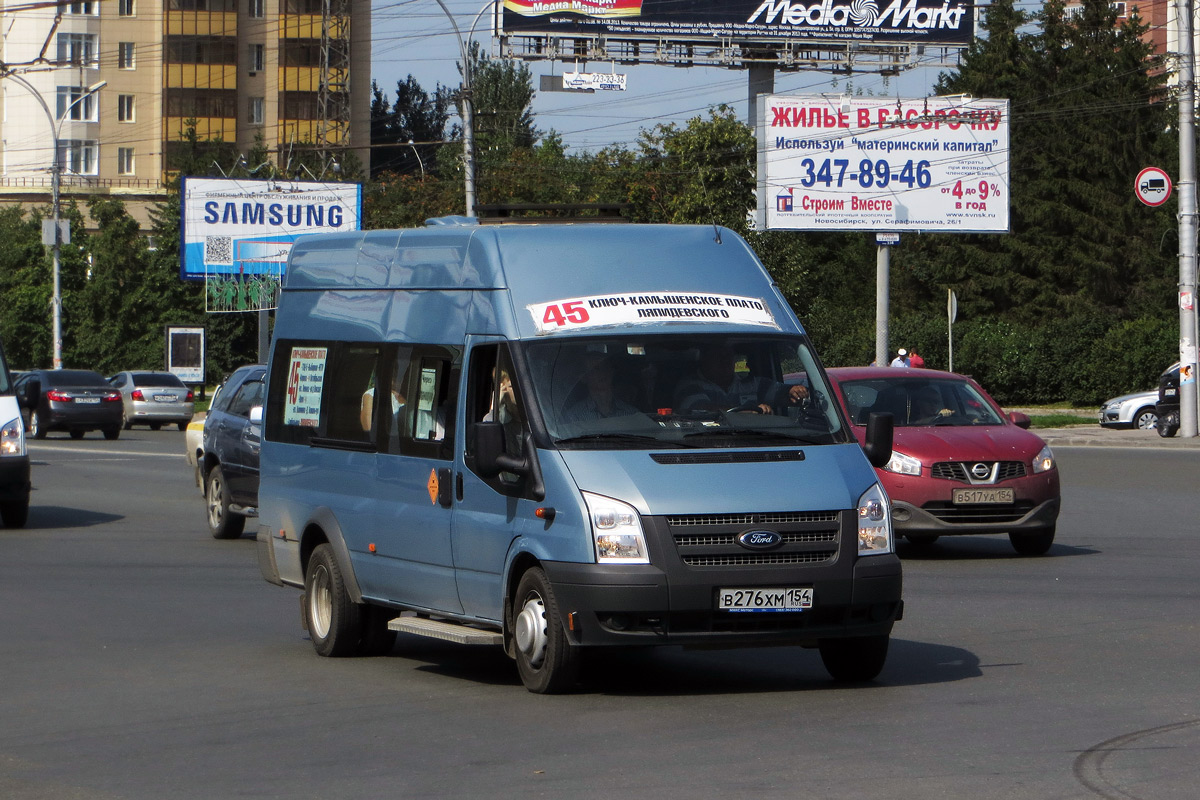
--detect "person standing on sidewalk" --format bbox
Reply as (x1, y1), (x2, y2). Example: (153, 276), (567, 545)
(908, 348), (925, 368)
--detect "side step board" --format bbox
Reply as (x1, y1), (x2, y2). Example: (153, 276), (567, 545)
(388, 615), (503, 646)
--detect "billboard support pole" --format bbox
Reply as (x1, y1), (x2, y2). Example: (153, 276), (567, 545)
(876, 245), (890, 368)
(1177, 0), (1198, 438)
(750, 64), (773, 230)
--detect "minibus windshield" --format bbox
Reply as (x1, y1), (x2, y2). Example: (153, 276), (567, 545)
(523, 334), (846, 449)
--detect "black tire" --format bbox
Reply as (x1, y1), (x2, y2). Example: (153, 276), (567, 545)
(512, 567), (579, 694)
(0, 494), (29, 528)
(818, 634), (890, 682)
(177, 422), (188, 431)
(69, 430), (84, 440)
(1009, 526), (1055, 556)
(149, 422), (162, 431)
(102, 427), (120, 441)
(1132, 407), (1158, 431)
(122, 410), (133, 430)
(359, 605), (398, 656)
(205, 465), (245, 539)
(29, 411), (46, 440)
(305, 543), (363, 657)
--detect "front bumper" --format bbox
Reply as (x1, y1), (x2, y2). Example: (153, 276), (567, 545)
(892, 495), (1060, 536)
(541, 508), (902, 648)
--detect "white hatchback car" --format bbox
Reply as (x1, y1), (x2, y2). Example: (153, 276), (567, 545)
(1098, 389), (1159, 430)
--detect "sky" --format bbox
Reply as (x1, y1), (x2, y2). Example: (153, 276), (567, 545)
(368, 0), (967, 154)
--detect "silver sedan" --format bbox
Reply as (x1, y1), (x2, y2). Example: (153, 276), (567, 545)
(1098, 389), (1159, 430)
(108, 371), (195, 431)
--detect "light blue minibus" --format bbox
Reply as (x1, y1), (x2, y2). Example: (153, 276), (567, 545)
(257, 219), (900, 693)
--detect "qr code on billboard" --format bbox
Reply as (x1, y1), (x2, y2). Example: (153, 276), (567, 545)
(204, 235), (233, 265)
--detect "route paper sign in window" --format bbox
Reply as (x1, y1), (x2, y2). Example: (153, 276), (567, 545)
(283, 347), (328, 427)
(528, 292), (779, 334)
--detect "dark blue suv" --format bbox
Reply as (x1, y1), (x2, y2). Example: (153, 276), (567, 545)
(203, 364), (265, 538)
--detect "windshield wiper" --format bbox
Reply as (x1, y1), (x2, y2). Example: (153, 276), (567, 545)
(554, 433), (687, 447)
(682, 428), (824, 444)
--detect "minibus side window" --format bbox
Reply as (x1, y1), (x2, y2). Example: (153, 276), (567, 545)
(466, 344), (527, 488)
(322, 344), (382, 444)
(384, 344), (460, 461)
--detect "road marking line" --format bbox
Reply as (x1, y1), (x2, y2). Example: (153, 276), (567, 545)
(28, 445), (186, 458)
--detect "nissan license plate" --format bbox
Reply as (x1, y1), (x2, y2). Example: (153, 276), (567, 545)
(718, 587), (813, 613)
(75, 397), (100, 404)
(953, 488), (1014, 504)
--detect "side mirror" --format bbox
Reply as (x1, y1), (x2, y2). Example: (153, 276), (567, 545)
(862, 412), (894, 469)
(470, 422), (545, 501)
(249, 405), (263, 425)
(1008, 411), (1031, 430)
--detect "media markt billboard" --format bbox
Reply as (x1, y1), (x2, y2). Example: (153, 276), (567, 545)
(180, 177), (363, 281)
(761, 95), (1009, 233)
(500, 0), (974, 46)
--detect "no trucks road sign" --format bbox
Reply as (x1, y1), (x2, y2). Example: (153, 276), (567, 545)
(1135, 167), (1172, 207)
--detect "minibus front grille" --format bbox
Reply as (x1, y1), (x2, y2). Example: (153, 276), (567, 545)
(681, 552), (837, 567)
(664, 510), (843, 568)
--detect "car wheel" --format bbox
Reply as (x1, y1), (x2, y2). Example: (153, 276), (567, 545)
(512, 567), (579, 694)
(1009, 526), (1055, 556)
(177, 422), (187, 431)
(102, 427), (120, 441)
(0, 493), (29, 528)
(1158, 411), (1180, 438)
(149, 422), (162, 431)
(69, 430), (84, 440)
(305, 543), (363, 657)
(205, 465), (245, 539)
(29, 411), (46, 440)
(819, 634), (890, 682)
(122, 409), (132, 430)
(1133, 407), (1158, 430)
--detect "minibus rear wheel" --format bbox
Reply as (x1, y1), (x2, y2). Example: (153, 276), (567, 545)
(305, 544), (363, 657)
(512, 567), (579, 694)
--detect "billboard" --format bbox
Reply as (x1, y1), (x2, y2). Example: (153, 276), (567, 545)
(180, 177), (363, 281)
(500, 0), (974, 47)
(760, 95), (1009, 233)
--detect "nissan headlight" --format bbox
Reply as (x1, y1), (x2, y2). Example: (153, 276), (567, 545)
(1032, 444), (1055, 474)
(857, 482), (894, 556)
(884, 450), (921, 476)
(583, 491), (649, 564)
(1, 416), (26, 457)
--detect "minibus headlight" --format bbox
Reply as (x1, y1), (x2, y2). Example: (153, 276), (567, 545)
(1032, 444), (1055, 474)
(884, 450), (921, 476)
(857, 482), (893, 556)
(0, 416), (26, 458)
(583, 491), (649, 564)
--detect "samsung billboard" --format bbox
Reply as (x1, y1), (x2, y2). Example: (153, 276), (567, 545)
(500, 0), (974, 47)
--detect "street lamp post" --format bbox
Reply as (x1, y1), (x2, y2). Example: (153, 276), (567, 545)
(432, 0), (477, 217)
(0, 72), (106, 370)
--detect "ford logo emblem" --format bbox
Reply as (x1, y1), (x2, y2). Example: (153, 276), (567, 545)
(737, 530), (783, 550)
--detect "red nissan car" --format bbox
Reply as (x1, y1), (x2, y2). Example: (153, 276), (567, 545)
(824, 367), (1060, 555)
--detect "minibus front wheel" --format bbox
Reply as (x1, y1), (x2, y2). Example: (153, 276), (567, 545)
(305, 544), (363, 657)
(512, 567), (579, 694)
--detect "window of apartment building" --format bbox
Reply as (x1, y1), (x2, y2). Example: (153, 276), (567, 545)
(59, 140), (98, 175)
(279, 91), (320, 120)
(165, 88), (238, 118)
(56, 33), (98, 68)
(249, 43), (265, 72)
(118, 94), (135, 122)
(56, 86), (99, 122)
(248, 0), (264, 17)
(118, 0), (135, 15)
(248, 96), (265, 125)
(118, 42), (135, 70)
(67, 1), (97, 14)
(117, 147), (135, 175)
(283, 39), (321, 68)
(167, 0), (237, 11)
(283, 0), (322, 13)
(166, 35), (238, 65)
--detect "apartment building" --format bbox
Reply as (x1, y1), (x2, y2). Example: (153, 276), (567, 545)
(0, 0), (370, 229)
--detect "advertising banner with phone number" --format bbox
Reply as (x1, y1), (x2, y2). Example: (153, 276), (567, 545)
(528, 292), (779, 334)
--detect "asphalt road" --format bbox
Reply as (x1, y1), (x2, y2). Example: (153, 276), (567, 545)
(2, 430), (1198, 799)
